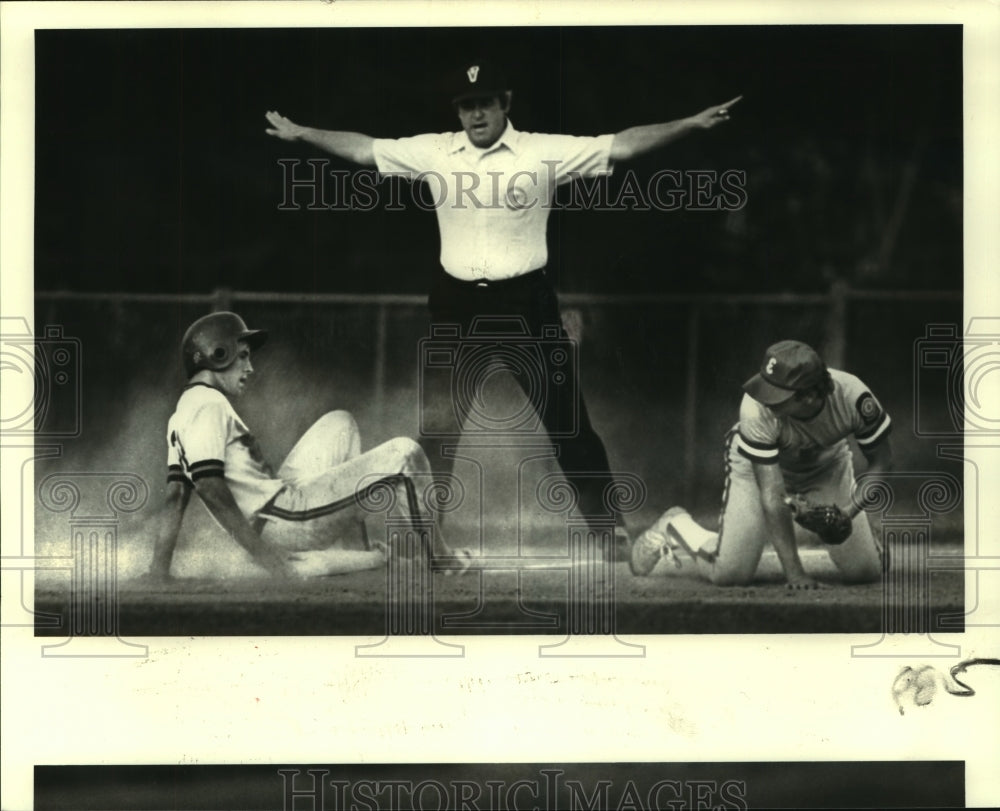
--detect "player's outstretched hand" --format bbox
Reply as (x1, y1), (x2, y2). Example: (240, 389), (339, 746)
(265, 110), (305, 141)
(274, 559), (303, 580)
(785, 573), (822, 591)
(257, 547), (301, 580)
(693, 95), (743, 129)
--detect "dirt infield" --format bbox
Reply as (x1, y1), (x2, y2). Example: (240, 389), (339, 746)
(34, 547), (964, 637)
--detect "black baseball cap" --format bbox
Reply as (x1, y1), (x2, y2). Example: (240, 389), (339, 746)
(742, 340), (827, 405)
(450, 60), (509, 103)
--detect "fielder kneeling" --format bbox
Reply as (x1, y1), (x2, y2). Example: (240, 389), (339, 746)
(632, 340), (892, 589)
(144, 311), (470, 580)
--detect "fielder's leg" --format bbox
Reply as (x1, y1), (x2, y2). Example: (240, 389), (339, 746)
(692, 461), (770, 586)
(632, 432), (768, 585)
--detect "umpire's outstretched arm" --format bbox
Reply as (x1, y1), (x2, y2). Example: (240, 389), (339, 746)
(264, 95), (741, 166)
(610, 95), (743, 161)
(265, 110), (375, 166)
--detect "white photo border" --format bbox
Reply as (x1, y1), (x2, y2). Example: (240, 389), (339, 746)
(2, 1), (998, 809)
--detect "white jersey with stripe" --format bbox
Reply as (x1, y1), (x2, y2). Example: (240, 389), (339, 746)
(733, 368), (891, 482)
(165, 383), (283, 517)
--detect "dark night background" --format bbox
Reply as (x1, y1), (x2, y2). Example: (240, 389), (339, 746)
(34, 25), (962, 295)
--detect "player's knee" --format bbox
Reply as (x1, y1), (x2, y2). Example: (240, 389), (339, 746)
(829, 535), (883, 584)
(385, 436), (424, 466)
(703, 557), (754, 586)
(319, 409), (358, 435)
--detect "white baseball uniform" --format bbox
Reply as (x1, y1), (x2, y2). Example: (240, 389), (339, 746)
(645, 369), (890, 584)
(166, 384), (440, 573)
(166, 382), (284, 516)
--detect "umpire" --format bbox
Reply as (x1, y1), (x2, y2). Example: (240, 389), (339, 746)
(265, 60), (740, 553)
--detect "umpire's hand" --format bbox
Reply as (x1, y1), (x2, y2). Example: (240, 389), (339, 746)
(692, 95), (743, 129)
(265, 110), (305, 141)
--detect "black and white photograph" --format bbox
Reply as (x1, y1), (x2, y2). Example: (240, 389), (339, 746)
(24, 21), (968, 637)
(2, 1), (998, 809)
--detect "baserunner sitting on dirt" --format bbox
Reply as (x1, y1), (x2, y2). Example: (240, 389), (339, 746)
(142, 311), (472, 580)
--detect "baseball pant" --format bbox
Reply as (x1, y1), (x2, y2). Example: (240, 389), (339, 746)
(653, 429), (882, 585)
(420, 267), (620, 528)
(256, 411), (444, 575)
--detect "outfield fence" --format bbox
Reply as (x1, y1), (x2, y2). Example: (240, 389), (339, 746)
(33, 284), (962, 517)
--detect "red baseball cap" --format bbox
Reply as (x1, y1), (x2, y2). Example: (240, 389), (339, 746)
(742, 340), (827, 405)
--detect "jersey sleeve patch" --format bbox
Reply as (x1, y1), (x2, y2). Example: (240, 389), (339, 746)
(854, 391), (891, 446)
(855, 392), (882, 425)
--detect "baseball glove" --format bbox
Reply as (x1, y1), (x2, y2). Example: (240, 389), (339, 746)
(784, 496), (853, 545)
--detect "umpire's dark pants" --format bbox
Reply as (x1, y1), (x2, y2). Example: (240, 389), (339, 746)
(419, 267), (620, 530)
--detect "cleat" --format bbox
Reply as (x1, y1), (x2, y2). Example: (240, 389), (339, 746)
(629, 506), (692, 576)
(660, 506), (700, 560)
(629, 527), (672, 576)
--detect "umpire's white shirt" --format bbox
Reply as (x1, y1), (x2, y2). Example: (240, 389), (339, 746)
(372, 122), (614, 281)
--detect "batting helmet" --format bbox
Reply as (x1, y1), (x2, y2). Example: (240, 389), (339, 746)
(181, 311), (268, 378)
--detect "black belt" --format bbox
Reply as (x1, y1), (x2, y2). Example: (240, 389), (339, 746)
(440, 267), (547, 290)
